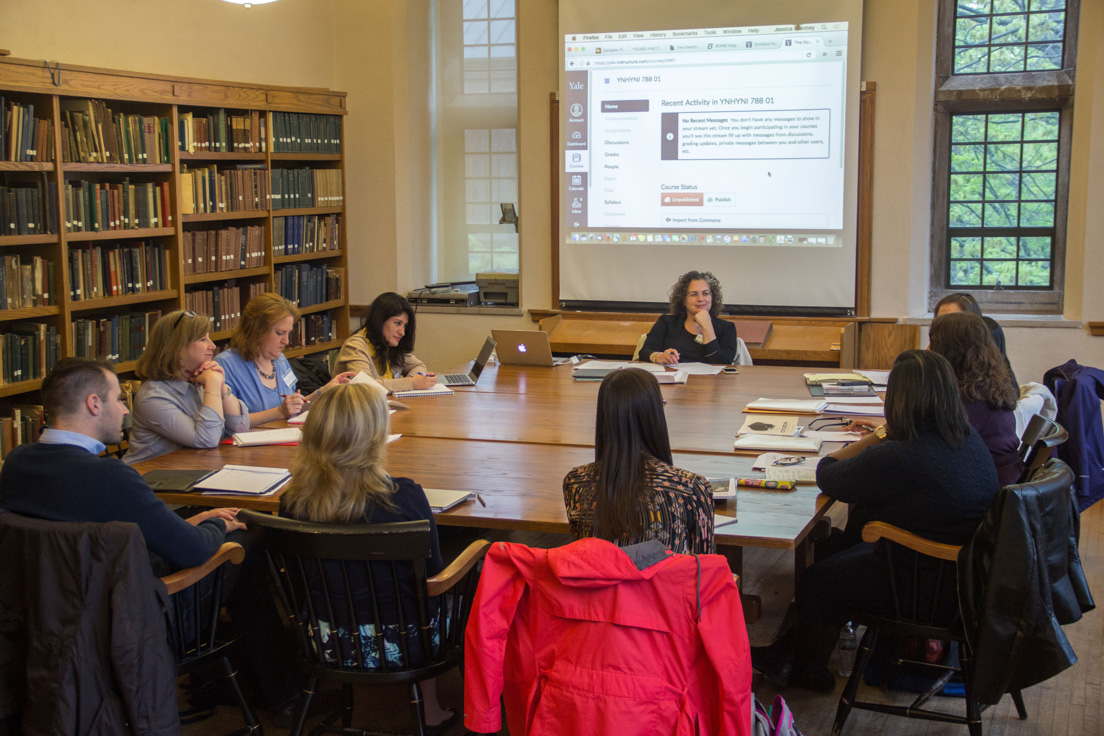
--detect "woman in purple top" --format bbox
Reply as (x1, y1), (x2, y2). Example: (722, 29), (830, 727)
(930, 311), (1025, 486)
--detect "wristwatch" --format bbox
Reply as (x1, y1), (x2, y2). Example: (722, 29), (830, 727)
(873, 425), (887, 440)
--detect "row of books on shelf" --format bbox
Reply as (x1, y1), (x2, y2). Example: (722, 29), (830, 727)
(0, 323), (59, 385)
(289, 312), (337, 349)
(186, 281), (267, 333)
(3, 98), (53, 163)
(272, 168), (343, 210)
(0, 405), (46, 459)
(60, 99), (170, 164)
(180, 164), (269, 215)
(71, 310), (162, 364)
(69, 242), (169, 301)
(179, 110), (266, 154)
(1, 178), (57, 236)
(183, 225), (265, 275)
(272, 112), (341, 154)
(273, 214), (341, 256)
(275, 264), (343, 309)
(2, 255), (56, 309)
(64, 180), (172, 232)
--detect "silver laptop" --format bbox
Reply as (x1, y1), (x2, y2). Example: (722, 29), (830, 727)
(439, 336), (497, 386)
(491, 329), (570, 367)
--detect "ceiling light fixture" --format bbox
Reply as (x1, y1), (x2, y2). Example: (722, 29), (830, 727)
(222, 0), (278, 8)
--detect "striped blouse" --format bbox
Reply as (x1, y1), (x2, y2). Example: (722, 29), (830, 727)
(562, 460), (715, 555)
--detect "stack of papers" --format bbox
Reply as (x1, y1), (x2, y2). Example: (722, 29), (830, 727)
(289, 407), (397, 425)
(393, 383), (454, 399)
(733, 434), (821, 453)
(745, 398), (828, 415)
(232, 427), (301, 446)
(821, 396), (885, 416)
(750, 453), (820, 483)
(194, 465), (291, 496)
(350, 371), (390, 398)
(571, 360), (694, 383)
(855, 369), (890, 388)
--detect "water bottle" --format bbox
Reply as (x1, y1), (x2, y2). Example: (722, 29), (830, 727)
(837, 621), (858, 677)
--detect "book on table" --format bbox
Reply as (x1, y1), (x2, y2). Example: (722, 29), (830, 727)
(745, 398), (828, 415)
(733, 434), (822, 453)
(422, 488), (476, 513)
(737, 414), (801, 437)
(231, 427), (301, 446)
(193, 465), (291, 495)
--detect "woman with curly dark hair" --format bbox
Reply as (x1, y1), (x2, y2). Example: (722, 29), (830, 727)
(929, 311), (1024, 485)
(639, 271), (738, 365)
(334, 292), (436, 393)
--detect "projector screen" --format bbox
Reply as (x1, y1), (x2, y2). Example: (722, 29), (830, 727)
(558, 1), (864, 315)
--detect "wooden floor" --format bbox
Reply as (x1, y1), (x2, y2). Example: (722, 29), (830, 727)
(184, 504), (1104, 735)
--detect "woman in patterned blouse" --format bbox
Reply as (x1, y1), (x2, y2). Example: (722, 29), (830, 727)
(562, 368), (715, 554)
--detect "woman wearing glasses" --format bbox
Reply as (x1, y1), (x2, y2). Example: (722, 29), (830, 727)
(640, 270), (738, 365)
(124, 309), (249, 464)
(562, 368), (715, 554)
(215, 293), (355, 425)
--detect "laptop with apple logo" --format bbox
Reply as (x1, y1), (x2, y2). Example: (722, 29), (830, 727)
(490, 329), (570, 367)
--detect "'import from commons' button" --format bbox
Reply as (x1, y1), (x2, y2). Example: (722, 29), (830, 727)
(660, 192), (703, 206)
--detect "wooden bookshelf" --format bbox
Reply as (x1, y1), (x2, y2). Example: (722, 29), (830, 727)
(0, 234), (57, 247)
(0, 56), (350, 402)
(183, 266), (270, 286)
(69, 289), (180, 312)
(180, 211), (270, 223)
(0, 306), (61, 322)
(0, 161), (54, 172)
(274, 249), (343, 264)
(66, 227), (175, 242)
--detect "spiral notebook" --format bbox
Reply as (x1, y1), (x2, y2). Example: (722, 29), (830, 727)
(392, 383), (455, 399)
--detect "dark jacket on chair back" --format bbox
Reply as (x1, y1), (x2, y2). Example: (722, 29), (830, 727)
(0, 511), (180, 736)
(1043, 359), (1104, 510)
(958, 460), (1095, 705)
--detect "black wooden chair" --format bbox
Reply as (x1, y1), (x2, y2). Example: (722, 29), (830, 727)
(162, 541), (263, 735)
(1017, 413), (1068, 482)
(238, 510), (489, 736)
(831, 460), (1088, 735)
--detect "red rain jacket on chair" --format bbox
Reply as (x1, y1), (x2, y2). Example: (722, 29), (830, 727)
(464, 538), (752, 736)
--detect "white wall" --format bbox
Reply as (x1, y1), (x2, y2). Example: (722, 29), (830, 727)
(7, 0), (1102, 376)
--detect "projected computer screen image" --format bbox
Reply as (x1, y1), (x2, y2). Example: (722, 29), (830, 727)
(557, 11), (862, 313)
(565, 24), (847, 241)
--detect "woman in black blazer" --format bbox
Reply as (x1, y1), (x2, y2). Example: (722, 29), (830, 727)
(640, 270), (738, 365)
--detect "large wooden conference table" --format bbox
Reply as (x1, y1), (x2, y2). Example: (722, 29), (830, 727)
(135, 364), (844, 587)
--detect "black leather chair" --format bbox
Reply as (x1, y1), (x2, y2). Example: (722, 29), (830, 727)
(1017, 413), (1068, 482)
(831, 460), (1089, 735)
(162, 541), (263, 735)
(238, 510), (489, 736)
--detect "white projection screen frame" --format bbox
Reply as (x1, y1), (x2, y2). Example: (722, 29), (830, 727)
(557, 0), (865, 315)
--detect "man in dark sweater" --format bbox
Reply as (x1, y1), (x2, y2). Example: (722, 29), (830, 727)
(0, 357), (242, 572)
(0, 358), (318, 719)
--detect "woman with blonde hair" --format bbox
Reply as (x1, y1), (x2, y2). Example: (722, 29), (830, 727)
(124, 309), (249, 464)
(215, 292), (354, 425)
(279, 383), (453, 728)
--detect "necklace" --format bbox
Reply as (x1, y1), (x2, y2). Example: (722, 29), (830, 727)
(255, 359), (276, 380)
